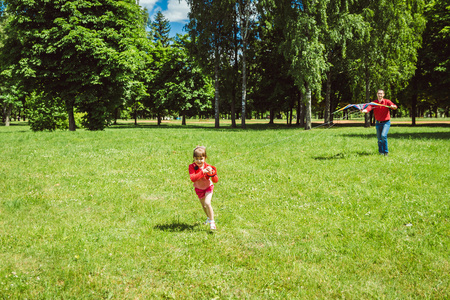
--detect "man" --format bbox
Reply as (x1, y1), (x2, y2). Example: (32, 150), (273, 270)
(361, 89), (398, 156)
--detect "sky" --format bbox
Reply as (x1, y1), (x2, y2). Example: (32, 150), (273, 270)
(139, 0), (190, 37)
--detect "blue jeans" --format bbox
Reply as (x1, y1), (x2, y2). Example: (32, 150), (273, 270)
(376, 120), (391, 154)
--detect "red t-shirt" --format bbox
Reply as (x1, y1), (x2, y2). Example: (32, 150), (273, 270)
(365, 99), (395, 122)
(189, 162), (219, 190)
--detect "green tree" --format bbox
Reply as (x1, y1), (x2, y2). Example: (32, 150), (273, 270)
(0, 6), (23, 126)
(1, 0), (150, 131)
(321, 0), (366, 125)
(237, 0), (257, 128)
(347, 0), (426, 126)
(186, 0), (235, 128)
(274, 0), (329, 130)
(408, 0), (449, 123)
(150, 10), (172, 47)
(166, 35), (214, 125)
(252, 3), (296, 124)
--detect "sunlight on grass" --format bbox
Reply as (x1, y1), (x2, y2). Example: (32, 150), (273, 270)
(0, 121), (449, 298)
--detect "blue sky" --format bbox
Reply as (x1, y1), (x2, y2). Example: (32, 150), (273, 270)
(139, 0), (190, 37)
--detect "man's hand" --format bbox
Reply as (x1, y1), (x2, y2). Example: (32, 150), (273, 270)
(390, 105), (397, 110)
(361, 109), (368, 113)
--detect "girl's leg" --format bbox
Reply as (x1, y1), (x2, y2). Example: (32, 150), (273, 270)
(200, 192), (214, 221)
(198, 197), (209, 218)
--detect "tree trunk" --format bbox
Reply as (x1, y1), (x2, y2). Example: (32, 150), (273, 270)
(300, 95), (306, 127)
(214, 54), (220, 129)
(4, 103), (12, 126)
(182, 111), (186, 126)
(231, 94), (236, 128)
(241, 38), (247, 129)
(269, 109), (274, 124)
(113, 107), (119, 125)
(67, 101), (76, 131)
(305, 85), (312, 130)
(231, 23), (238, 129)
(411, 90), (417, 126)
(289, 107), (293, 126)
(324, 70), (332, 125)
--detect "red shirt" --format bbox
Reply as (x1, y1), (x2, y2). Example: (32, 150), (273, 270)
(365, 99), (395, 122)
(189, 162), (219, 190)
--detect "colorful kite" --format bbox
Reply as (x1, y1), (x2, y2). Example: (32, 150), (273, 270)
(333, 102), (391, 114)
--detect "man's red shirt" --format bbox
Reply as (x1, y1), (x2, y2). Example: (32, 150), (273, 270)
(365, 99), (395, 122)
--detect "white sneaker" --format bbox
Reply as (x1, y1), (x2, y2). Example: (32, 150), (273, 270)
(209, 221), (216, 230)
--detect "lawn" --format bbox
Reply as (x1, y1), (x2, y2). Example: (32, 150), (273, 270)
(1, 120), (449, 299)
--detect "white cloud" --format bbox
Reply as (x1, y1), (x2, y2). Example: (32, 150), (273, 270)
(162, 0), (189, 23)
(138, 0), (158, 9)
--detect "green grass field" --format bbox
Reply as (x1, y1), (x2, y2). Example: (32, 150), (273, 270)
(1, 120), (449, 299)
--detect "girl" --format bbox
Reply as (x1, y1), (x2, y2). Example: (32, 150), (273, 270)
(188, 146), (218, 230)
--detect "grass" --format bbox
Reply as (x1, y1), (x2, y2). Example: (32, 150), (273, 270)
(0, 120), (449, 299)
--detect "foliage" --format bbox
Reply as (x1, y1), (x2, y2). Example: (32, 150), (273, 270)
(149, 10), (172, 47)
(26, 92), (67, 131)
(416, 0), (450, 108)
(253, 1), (301, 121)
(348, 0), (426, 96)
(185, 0), (236, 127)
(0, 0), (446, 127)
(1, 0), (150, 130)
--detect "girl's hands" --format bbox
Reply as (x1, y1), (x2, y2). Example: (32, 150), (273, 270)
(203, 166), (213, 174)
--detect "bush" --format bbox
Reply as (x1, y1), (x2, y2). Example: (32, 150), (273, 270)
(26, 94), (68, 131)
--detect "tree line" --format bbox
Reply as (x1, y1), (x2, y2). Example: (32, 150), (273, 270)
(0, 0), (448, 131)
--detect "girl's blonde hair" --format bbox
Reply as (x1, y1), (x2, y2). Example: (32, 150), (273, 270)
(193, 146), (207, 158)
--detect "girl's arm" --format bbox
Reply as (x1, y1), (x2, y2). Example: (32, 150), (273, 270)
(189, 164), (205, 182)
(210, 174), (218, 183)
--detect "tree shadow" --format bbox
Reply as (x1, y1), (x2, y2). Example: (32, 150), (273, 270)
(108, 121), (329, 131)
(313, 151), (373, 160)
(109, 120), (450, 132)
(154, 221), (201, 232)
(341, 131), (450, 140)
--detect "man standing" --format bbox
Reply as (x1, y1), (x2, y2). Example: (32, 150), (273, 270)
(361, 89), (398, 156)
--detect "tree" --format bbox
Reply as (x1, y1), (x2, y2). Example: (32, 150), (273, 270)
(252, 3), (296, 124)
(275, 0), (329, 130)
(185, 0), (235, 128)
(321, 0), (366, 125)
(347, 0), (426, 127)
(0, 5), (24, 126)
(1, 0), (150, 131)
(167, 35), (214, 125)
(150, 10), (172, 47)
(408, 0), (449, 124)
(237, 0), (257, 128)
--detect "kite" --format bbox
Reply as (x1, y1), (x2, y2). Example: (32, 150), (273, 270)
(333, 102), (391, 114)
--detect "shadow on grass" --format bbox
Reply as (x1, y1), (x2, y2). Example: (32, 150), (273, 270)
(109, 121), (344, 131)
(108, 120), (450, 132)
(154, 221), (201, 232)
(313, 151), (373, 160)
(0, 122), (30, 133)
(342, 131), (450, 140)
